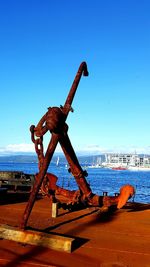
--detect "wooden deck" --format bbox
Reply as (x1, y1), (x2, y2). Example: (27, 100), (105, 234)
(0, 196), (150, 266)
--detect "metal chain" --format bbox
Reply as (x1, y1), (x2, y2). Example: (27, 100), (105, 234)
(34, 137), (44, 171)
(30, 125), (44, 171)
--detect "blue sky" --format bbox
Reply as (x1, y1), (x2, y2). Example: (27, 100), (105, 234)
(0, 0), (150, 155)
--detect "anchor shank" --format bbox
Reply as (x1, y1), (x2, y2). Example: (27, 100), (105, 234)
(20, 133), (59, 229)
(63, 62), (88, 116)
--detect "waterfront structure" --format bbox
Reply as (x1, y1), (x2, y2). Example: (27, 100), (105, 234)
(102, 153), (150, 169)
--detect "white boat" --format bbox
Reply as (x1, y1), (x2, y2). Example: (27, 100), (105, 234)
(56, 156), (60, 167)
(128, 166), (150, 171)
(88, 157), (103, 168)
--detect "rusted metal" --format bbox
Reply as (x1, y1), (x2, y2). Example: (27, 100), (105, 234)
(20, 62), (90, 229)
(20, 62), (135, 229)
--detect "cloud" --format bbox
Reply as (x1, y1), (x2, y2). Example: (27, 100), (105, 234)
(77, 144), (150, 155)
(0, 143), (150, 155)
(0, 143), (62, 155)
(0, 143), (35, 154)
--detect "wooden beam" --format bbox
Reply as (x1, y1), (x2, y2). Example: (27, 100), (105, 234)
(52, 202), (58, 218)
(0, 224), (74, 253)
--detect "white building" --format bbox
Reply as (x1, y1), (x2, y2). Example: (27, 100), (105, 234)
(103, 153), (150, 168)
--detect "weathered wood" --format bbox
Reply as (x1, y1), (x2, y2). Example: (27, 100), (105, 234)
(52, 202), (58, 218)
(0, 224), (74, 253)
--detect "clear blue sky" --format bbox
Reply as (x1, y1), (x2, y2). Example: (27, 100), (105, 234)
(0, 0), (150, 155)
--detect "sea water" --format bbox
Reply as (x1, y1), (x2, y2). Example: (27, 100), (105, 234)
(0, 162), (150, 204)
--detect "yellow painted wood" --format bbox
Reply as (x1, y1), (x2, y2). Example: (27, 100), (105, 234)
(0, 224), (74, 253)
(52, 202), (58, 218)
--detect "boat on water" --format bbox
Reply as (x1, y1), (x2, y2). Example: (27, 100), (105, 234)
(88, 156), (103, 168)
(56, 156), (60, 167)
(128, 166), (150, 171)
(112, 166), (127, 170)
(88, 163), (103, 168)
(0, 171), (34, 194)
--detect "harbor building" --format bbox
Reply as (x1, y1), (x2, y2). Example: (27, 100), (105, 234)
(102, 153), (150, 170)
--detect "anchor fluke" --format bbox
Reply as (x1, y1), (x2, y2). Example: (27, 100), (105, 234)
(117, 184), (135, 209)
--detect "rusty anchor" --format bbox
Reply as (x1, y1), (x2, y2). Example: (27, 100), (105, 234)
(20, 62), (135, 229)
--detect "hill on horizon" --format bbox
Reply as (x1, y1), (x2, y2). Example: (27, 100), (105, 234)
(0, 154), (105, 165)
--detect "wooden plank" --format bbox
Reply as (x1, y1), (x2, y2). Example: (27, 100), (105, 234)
(52, 202), (58, 218)
(0, 224), (74, 253)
